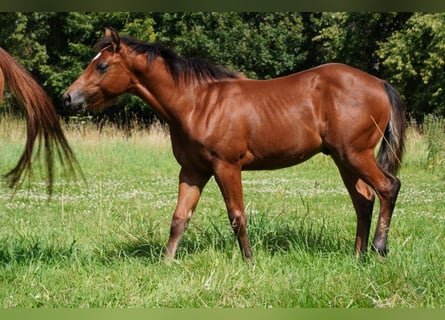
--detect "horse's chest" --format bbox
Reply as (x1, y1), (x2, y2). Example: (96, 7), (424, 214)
(170, 133), (214, 171)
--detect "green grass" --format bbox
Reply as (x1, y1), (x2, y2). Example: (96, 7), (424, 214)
(0, 116), (444, 307)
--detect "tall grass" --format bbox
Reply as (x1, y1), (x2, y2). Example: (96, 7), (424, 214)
(0, 114), (444, 307)
(423, 115), (445, 170)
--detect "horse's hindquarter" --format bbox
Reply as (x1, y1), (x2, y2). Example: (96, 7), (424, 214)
(313, 64), (391, 155)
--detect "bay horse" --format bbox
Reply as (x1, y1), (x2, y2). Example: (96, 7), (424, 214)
(0, 47), (79, 194)
(63, 28), (406, 259)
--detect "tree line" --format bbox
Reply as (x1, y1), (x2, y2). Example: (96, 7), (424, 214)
(0, 12), (444, 122)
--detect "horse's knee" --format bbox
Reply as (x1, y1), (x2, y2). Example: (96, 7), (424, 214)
(228, 211), (247, 235)
(169, 212), (191, 236)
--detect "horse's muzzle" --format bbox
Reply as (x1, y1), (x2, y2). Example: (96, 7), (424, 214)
(61, 92), (86, 114)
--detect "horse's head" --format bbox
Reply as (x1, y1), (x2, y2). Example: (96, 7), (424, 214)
(62, 28), (132, 113)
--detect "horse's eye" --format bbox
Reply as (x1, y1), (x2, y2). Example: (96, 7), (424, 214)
(96, 62), (108, 72)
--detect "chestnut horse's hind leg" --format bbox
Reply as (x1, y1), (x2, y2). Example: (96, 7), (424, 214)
(164, 168), (210, 259)
(370, 171), (401, 256)
(333, 150), (401, 256)
(335, 161), (376, 256)
(213, 161), (253, 259)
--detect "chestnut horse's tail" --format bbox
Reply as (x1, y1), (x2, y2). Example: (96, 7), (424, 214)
(0, 47), (80, 194)
(376, 82), (406, 175)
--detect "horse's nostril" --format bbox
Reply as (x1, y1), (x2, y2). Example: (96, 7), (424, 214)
(62, 94), (71, 107)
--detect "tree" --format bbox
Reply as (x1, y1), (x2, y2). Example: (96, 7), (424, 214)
(377, 13), (445, 119)
(309, 12), (411, 75)
(153, 12), (307, 79)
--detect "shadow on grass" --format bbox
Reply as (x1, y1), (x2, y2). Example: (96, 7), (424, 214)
(0, 237), (79, 265)
(108, 240), (166, 264)
(0, 213), (354, 266)
(0, 235), (166, 266)
(110, 214), (353, 262)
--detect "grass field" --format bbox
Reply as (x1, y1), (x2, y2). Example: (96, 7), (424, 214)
(0, 115), (444, 307)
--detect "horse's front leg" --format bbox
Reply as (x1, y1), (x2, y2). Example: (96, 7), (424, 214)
(213, 161), (253, 259)
(164, 167), (210, 260)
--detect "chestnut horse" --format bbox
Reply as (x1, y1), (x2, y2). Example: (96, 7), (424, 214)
(63, 28), (406, 259)
(0, 47), (79, 193)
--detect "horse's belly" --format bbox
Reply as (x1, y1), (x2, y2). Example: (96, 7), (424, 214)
(242, 146), (321, 171)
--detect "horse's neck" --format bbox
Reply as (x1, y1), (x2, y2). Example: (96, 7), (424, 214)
(131, 73), (195, 125)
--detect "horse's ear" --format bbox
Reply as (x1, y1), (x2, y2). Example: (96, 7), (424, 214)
(105, 27), (120, 52)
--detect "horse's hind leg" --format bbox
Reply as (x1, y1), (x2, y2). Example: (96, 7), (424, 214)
(335, 161), (376, 256)
(334, 151), (401, 256)
(371, 171), (401, 256)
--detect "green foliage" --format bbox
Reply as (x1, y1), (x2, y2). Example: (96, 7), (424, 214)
(311, 12), (410, 73)
(378, 13), (445, 119)
(155, 13), (306, 79)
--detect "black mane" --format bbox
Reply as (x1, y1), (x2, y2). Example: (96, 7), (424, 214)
(95, 35), (240, 84)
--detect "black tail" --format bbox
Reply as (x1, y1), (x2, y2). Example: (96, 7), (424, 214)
(377, 82), (406, 175)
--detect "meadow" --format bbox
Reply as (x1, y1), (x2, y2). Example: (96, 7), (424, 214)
(0, 114), (444, 308)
